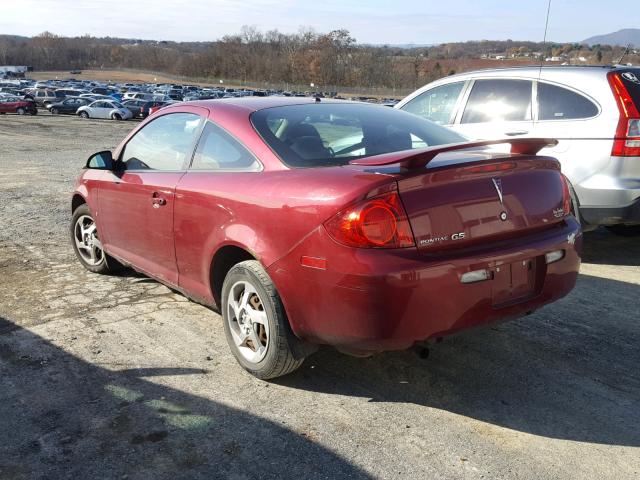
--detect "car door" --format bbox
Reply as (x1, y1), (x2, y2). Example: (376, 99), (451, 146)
(0, 98), (8, 113)
(97, 109), (206, 285)
(174, 120), (262, 303)
(450, 78), (535, 143)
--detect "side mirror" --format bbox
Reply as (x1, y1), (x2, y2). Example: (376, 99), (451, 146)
(86, 150), (114, 170)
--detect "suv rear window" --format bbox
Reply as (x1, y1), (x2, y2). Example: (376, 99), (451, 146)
(251, 103), (465, 168)
(538, 83), (598, 120)
(462, 79), (533, 124)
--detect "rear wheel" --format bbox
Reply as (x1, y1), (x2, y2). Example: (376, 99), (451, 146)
(71, 204), (122, 274)
(605, 224), (640, 237)
(78, 111), (89, 119)
(222, 260), (305, 379)
(16, 107), (25, 115)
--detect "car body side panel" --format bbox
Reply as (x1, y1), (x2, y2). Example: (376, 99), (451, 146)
(173, 168), (395, 306)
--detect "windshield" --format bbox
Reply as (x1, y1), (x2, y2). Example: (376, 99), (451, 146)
(250, 103), (465, 168)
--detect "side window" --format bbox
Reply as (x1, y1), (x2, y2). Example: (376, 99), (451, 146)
(401, 82), (465, 125)
(121, 113), (202, 171)
(462, 79), (533, 123)
(537, 83), (598, 120)
(191, 121), (260, 171)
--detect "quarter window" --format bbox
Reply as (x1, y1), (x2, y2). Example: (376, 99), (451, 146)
(401, 82), (465, 125)
(121, 113), (202, 171)
(537, 83), (598, 120)
(462, 79), (533, 123)
(191, 122), (260, 171)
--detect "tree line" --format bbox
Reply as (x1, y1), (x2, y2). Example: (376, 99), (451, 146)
(0, 28), (635, 92)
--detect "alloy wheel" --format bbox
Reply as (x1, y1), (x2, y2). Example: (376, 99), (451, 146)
(73, 215), (104, 266)
(226, 280), (269, 363)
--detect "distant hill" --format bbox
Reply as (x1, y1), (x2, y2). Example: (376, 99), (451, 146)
(582, 28), (640, 47)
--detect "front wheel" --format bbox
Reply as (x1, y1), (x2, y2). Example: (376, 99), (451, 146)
(16, 107), (25, 115)
(50, 107), (59, 115)
(222, 260), (305, 379)
(605, 224), (640, 237)
(111, 113), (122, 121)
(78, 111), (89, 119)
(71, 204), (122, 274)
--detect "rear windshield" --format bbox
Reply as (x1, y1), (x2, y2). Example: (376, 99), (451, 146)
(250, 103), (465, 168)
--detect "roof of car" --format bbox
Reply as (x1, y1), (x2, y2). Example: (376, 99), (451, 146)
(183, 96), (363, 112)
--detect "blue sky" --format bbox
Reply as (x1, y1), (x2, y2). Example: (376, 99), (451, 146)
(0, 0), (635, 44)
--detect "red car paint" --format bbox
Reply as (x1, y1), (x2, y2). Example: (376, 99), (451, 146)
(0, 98), (36, 114)
(73, 98), (581, 354)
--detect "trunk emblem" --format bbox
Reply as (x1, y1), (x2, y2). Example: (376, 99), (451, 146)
(492, 178), (504, 205)
(500, 211), (508, 221)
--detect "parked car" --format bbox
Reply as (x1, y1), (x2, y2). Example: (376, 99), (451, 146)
(121, 99), (164, 119)
(71, 98), (581, 379)
(77, 100), (133, 120)
(47, 96), (92, 115)
(396, 65), (640, 235)
(30, 89), (65, 107)
(0, 96), (37, 115)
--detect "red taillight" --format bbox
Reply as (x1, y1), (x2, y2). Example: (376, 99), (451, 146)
(560, 174), (571, 217)
(324, 191), (415, 248)
(608, 72), (640, 157)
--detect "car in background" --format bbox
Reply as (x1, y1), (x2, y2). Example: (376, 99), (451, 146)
(396, 65), (640, 236)
(71, 97), (581, 379)
(77, 100), (133, 120)
(30, 89), (66, 107)
(147, 101), (178, 116)
(47, 96), (92, 115)
(121, 99), (164, 119)
(0, 96), (37, 115)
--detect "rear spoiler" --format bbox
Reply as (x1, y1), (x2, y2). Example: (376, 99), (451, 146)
(349, 138), (559, 170)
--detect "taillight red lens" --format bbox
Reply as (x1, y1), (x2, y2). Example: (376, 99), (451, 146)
(325, 191), (415, 248)
(608, 72), (640, 157)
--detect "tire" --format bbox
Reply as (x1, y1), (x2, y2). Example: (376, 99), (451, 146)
(50, 107), (59, 115)
(78, 111), (89, 119)
(605, 224), (640, 237)
(16, 107), (25, 115)
(70, 204), (122, 274)
(221, 260), (305, 379)
(111, 113), (122, 121)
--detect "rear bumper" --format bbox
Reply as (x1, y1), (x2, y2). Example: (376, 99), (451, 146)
(580, 197), (640, 226)
(268, 218), (582, 353)
(574, 155), (640, 225)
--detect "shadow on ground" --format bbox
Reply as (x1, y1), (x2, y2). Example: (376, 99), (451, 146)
(0, 316), (372, 480)
(276, 233), (640, 447)
(581, 227), (640, 266)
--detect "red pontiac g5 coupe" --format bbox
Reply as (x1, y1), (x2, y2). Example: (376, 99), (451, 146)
(71, 98), (581, 379)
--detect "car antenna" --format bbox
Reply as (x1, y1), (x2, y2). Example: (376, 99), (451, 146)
(538, 0), (552, 82)
(615, 44), (632, 66)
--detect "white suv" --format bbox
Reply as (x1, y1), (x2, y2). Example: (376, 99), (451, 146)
(396, 66), (640, 235)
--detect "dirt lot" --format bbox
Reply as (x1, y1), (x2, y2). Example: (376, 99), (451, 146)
(0, 114), (639, 480)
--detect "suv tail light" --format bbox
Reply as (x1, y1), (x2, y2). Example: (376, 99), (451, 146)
(608, 72), (640, 157)
(324, 190), (415, 248)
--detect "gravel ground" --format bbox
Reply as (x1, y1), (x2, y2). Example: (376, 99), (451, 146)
(0, 114), (639, 480)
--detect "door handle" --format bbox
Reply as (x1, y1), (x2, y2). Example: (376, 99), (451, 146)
(504, 130), (529, 136)
(151, 192), (167, 207)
